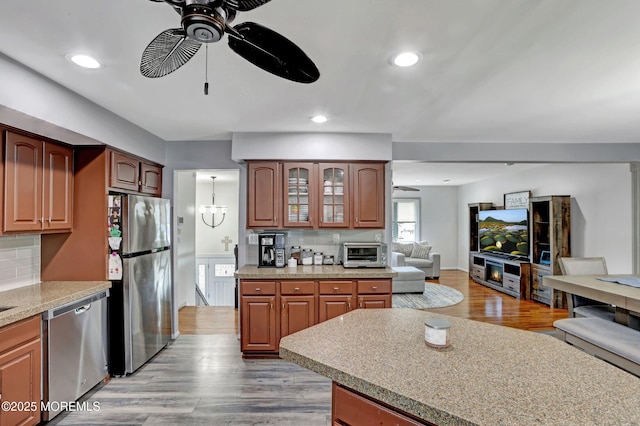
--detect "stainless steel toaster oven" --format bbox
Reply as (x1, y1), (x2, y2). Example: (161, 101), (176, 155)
(339, 242), (387, 268)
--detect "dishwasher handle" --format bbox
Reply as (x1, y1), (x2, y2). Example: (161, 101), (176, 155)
(43, 290), (109, 320)
(75, 304), (92, 315)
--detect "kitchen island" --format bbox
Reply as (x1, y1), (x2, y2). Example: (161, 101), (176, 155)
(236, 264), (396, 355)
(280, 308), (640, 425)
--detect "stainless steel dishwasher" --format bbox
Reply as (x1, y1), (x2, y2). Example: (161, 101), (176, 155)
(42, 290), (109, 420)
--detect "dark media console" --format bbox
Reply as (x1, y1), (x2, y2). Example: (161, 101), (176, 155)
(469, 252), (531, 299)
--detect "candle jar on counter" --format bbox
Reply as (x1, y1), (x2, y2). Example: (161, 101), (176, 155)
(424, 318), (451, 348)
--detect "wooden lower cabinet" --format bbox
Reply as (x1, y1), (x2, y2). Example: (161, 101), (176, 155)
(240, 278), (391, 355)
(241, 281), (278, 352)
(280, 280), (317, 339)
(318, 295), (354, 322)
(0, 316), (41, 426)
(332, 383), (430, 426)
(241, 295), (278, 352)
(357, 279), (392, 309)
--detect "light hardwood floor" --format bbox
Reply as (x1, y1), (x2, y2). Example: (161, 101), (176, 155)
(53, 270), (568, 425)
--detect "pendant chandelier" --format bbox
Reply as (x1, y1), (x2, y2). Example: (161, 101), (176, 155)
(200, 176), (227, 228)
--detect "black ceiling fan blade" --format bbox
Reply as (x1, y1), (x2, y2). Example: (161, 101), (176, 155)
(224, 0), (272, 12)
(227, 22), (319, 83)
(393, 186), (420, 192)
(140, 29), (201, 78)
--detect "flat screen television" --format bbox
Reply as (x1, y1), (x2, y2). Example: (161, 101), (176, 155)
(478, 208), (529, 260)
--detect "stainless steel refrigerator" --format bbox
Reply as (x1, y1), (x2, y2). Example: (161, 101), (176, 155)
(107, 194), (172, 376)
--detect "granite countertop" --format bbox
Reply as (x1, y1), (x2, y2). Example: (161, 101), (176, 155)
(280, 309), (640, 425)
(235, 264), (396, 279)
(0, 281), (111, 328)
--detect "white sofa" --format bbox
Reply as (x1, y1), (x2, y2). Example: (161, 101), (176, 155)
(391, 241), (441, 279)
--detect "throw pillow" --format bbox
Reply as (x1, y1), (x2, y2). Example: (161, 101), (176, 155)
(392, 242), (414, 257)
(411, 243), (432, 259)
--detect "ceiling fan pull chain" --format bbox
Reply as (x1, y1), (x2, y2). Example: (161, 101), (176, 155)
(204, 43), (209, 95)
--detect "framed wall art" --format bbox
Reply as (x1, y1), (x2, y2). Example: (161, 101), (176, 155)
(504, 191), (531, 210)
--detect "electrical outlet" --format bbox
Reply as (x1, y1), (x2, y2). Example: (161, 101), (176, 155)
(332, 233), (340, 244)
(375, 233), (381, 242)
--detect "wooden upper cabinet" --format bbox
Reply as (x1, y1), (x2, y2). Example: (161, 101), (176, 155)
(283, 163), (316, 228)
(248, 162), (281, 228)
(3, 131), (73, 233)
(110, 151), (140, 192)
(4, 132), (42, 232)
(140, 162), (163, 195)
(318, 163), (349, 228)
(43, 142), (73, 230)
(109, 150), (163, 196)
(350, 163), (384, 228)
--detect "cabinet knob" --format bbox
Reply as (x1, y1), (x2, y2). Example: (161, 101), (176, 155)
(255, 288), (261, 292)
(372, 286), (378, 290)
(282, 303), (285, 309)
(294, 287), (300, 292)
(333, 287), (339, 292)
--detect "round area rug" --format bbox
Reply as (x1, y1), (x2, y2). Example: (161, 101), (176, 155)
(392, 283), (464, 309)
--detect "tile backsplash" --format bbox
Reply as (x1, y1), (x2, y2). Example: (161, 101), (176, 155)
(0, 235), (40, 292)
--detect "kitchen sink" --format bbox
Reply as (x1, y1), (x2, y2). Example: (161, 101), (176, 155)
(0, 306), (16, 313)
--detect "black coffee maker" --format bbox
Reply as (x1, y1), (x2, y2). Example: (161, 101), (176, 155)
(258, 232), (286, 268)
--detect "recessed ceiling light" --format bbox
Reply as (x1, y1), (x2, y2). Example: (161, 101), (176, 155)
(311, 115), (328, 124)
(392, 52), (420, 67)
(68, 54), (101, 69)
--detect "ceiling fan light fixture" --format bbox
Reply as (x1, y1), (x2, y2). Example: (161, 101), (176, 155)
(182, 4), (226, 43)
(311, 115), (328, 124)
(68, 54), (101, 69)
(392, 51), (420, 67)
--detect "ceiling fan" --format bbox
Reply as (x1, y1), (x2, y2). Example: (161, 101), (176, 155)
(392, 185), (420, 192)
(141, 0), (320, 83)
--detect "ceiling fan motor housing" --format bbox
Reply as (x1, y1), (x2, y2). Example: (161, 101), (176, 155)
(181, 3), (227, 43)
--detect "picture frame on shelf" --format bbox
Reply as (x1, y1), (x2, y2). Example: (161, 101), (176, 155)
(504, 191), (531, 210)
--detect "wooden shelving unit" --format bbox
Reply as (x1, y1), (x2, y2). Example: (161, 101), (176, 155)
(529, 195), (571, 307)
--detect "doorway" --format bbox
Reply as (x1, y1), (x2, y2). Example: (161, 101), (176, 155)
(173, 168), (240, 335)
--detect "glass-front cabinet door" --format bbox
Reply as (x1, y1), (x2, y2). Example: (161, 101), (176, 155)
(319, 164), (349, 228)
(283, 163), (316, 228)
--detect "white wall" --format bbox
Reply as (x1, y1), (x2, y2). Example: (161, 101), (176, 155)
(0, 54), (166, 164)
(457, 163), (632, 274)
(195, 172), (239, 255)
(392, 186), (459, 269)
(173, 171), (196, 326)
(232, 132), (392, 162)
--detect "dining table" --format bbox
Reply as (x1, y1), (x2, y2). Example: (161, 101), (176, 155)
(543, 274), (640, 329)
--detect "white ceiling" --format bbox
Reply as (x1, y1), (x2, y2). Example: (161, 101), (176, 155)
(1, 0), (639, 185)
